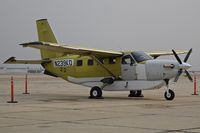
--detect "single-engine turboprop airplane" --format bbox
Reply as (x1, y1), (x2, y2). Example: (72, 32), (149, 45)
(4, 19), (193, 100)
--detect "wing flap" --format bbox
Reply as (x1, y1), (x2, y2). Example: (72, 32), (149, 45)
(4, 57), (50, 64)
(20, 41), (123, 58)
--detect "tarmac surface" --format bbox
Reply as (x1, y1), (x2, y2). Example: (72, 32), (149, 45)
(0, 74), (200, 133)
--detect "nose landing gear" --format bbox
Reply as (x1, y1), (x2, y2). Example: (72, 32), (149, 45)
(164, 79), (175, 101)
(164, 89), (175, 100)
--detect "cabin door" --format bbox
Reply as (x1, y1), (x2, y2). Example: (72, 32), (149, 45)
(121, 54), (137, 80)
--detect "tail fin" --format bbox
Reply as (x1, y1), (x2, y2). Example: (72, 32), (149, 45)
(36, 19), (61, 59)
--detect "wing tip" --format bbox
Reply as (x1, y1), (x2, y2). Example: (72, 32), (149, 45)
(4, 57), (16, 64)
(19, 41), (44, 47)
(36, 18), (48, 22)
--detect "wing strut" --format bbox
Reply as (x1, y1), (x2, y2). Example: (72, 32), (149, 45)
(90, 55), (118, 79)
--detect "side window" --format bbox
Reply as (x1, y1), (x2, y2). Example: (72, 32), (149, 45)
(122, 55), (135, 65)
(109, 58), (116, 64)
(77, 60), (83, 66)
(88, 59), (93, 66)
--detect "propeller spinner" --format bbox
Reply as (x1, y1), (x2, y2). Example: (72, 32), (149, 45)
(172, 48), (193, 82)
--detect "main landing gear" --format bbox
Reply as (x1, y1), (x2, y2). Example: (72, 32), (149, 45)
(89, 86), (103, 99)
(128, 90), (144, 97)
(89, 77), (114, 99)
(164, 79), (175, 101)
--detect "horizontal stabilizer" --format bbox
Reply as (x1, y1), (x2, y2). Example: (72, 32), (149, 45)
(4, 57), (51, 64)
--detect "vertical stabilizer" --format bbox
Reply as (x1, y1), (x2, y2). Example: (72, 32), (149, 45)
(36, 19), (61, 59)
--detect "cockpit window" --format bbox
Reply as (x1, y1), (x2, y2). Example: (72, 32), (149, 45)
(131, 51), (153, 63)
(122, 55), (135, 64)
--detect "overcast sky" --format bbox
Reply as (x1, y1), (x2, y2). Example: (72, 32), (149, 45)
(0, 0), (199, 70)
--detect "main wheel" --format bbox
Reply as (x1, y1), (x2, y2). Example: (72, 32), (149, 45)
(90, 86), (102, 98)
(128, 90), (142, 97)
(164, 89), (175, 101)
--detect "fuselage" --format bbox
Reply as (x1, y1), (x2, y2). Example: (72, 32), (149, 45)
(42, 51), (190, 90)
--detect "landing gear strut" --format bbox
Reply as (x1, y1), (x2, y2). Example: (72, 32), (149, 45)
(89, 86), (103, 99)
(164, 79), (175, 101)
(128, 90), (143, 97)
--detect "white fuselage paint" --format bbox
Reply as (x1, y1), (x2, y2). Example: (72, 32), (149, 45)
(121, 64), (137, 80)
(103, 80), (165, 91)
(67, 76), (165, 91)
(67, 76), (104, 84)
(146, 60), (179, 80)
(136, 64), (147, 80)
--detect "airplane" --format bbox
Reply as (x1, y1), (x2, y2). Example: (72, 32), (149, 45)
(4, 19), (193, 101)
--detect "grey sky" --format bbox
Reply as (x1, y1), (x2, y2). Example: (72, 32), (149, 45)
(0, 0), (199, 70)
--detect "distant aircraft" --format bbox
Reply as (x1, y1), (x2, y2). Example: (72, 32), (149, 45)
(4, 19), (193, 100)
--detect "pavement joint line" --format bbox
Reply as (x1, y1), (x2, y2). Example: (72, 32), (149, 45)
(1, 116), (52, 122)
(68, 121), (165, 131)
(0, 105), (143, 116)
(156, 126), (200, 133)
(0, 109), (56, 115)
(5, 110), (197, 124)
(0, 118), (162, 131)
(18, 104), (145, 111)
(23, 103), (172, 109)
(0, 116), (119, 123)
(0, 115), (171, 132)
(0, 105), (135, 113)
(35, 119), (165, 132)
(2, 103), (200, 118)
(0, 121), (58, 128)
(73, 116), (120, 122)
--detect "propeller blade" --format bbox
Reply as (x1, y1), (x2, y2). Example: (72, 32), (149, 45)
(172, 49), (182, 64)
(185, 70), (193, 82)
(184, 48), (192, 62)
(174, 69), (182, 82)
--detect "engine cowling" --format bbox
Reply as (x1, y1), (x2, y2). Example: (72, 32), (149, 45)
(145, 60), (179, 80)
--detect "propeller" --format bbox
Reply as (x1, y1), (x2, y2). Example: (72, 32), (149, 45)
(172, 48), (193, 82)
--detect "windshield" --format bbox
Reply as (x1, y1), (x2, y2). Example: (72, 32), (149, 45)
(131, 51), (153, 63)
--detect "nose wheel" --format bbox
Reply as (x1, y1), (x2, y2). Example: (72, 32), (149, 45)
(164, 79), (175, 101)
(164, 89), (175, 101)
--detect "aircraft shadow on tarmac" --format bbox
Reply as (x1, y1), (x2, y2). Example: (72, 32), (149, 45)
(33, 93), (164, 103)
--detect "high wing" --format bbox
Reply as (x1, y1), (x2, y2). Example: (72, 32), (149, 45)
(149, 51), (188, 59)
(4, 57), (50, 64)
(5, 41), (189, 64)
(20, 41), (123, 58)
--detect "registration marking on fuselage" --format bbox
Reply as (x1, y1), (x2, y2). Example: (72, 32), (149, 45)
(54, 59), (74, 67)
